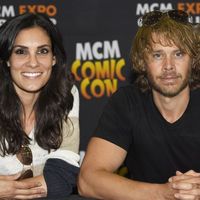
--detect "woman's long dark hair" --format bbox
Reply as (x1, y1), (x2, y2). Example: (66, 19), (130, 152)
(0, 13), (73, 155)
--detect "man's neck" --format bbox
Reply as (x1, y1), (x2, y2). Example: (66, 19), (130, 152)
(152, 87), (190, 123)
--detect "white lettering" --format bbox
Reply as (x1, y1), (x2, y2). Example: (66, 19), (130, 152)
(76, 42), (93, 60)
(0, 19), (6, 26)
(136, 3), (173, 15)
(159, 3), (173, 11)
(92, 42), (103, 59)
(104, 40), (121, 59)
(76, 40), (121, 60)
(136, 3), (149, 15)
(0, 5), (15, 17)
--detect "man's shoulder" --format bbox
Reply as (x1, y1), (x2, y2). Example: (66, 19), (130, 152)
(113, 84), (140, 95)
(191, 87), (200, 103)
(112, 84), (147, 101)
(192, 87), (200, 93)
(108, 84), (148, 110)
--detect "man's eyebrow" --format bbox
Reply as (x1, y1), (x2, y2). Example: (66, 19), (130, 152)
(150, 49), (163, 53)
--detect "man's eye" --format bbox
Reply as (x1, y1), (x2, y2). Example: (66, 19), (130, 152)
(175, 51), (184, 57)
(152, 53), (161, 59)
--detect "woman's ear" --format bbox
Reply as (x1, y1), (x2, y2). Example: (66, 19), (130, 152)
(53, 56), (56, 66)
(7, 61), (10, 67)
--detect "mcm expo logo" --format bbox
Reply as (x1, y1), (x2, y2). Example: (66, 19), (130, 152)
(0, 4), (57, 26)
(136, 2), (200, 23)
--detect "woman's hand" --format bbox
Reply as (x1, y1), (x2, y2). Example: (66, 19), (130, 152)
(0, 174), (46, 199)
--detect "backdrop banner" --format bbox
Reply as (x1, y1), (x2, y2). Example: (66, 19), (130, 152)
(0, 0), (199, 159)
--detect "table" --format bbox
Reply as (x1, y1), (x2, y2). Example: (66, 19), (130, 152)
(38, 195), (97, 200)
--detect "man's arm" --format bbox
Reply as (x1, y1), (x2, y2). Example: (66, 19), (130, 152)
(78, 137), (176, 200)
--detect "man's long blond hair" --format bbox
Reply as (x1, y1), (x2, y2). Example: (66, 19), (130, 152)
(131, 16), (200, 91)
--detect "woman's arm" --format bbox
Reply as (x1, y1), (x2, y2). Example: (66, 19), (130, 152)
(22, 157), (79, 199)
(28, 85), (80, 198)
(0, 174), (46, 199)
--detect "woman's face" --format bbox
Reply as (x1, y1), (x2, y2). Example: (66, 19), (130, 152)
(8, 26), (56, 96)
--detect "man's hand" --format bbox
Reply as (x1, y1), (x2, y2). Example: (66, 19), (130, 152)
(169, 170), (200, 200)
(0, 174), (46, 199)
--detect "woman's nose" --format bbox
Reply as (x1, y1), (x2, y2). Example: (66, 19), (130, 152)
(28, 54), (39, 68)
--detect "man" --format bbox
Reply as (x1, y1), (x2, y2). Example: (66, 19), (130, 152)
(78, 9), (200, 200)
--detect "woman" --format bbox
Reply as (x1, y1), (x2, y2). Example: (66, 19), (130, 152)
(0, 13), (80, 199)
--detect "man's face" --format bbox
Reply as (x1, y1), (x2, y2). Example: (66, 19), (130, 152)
(145, 35), (192, 97)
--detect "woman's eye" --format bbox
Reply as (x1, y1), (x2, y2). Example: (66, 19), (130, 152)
(14, 49), (26, 55)
(38, 48), (49, 54)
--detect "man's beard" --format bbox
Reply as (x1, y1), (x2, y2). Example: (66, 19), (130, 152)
(147, 69), (191, 97)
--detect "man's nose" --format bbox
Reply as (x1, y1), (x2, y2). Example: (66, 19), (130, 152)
(163, 56), (175, 71)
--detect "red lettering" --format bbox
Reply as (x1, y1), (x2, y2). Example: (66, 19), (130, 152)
(28, 5), (36, 13)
